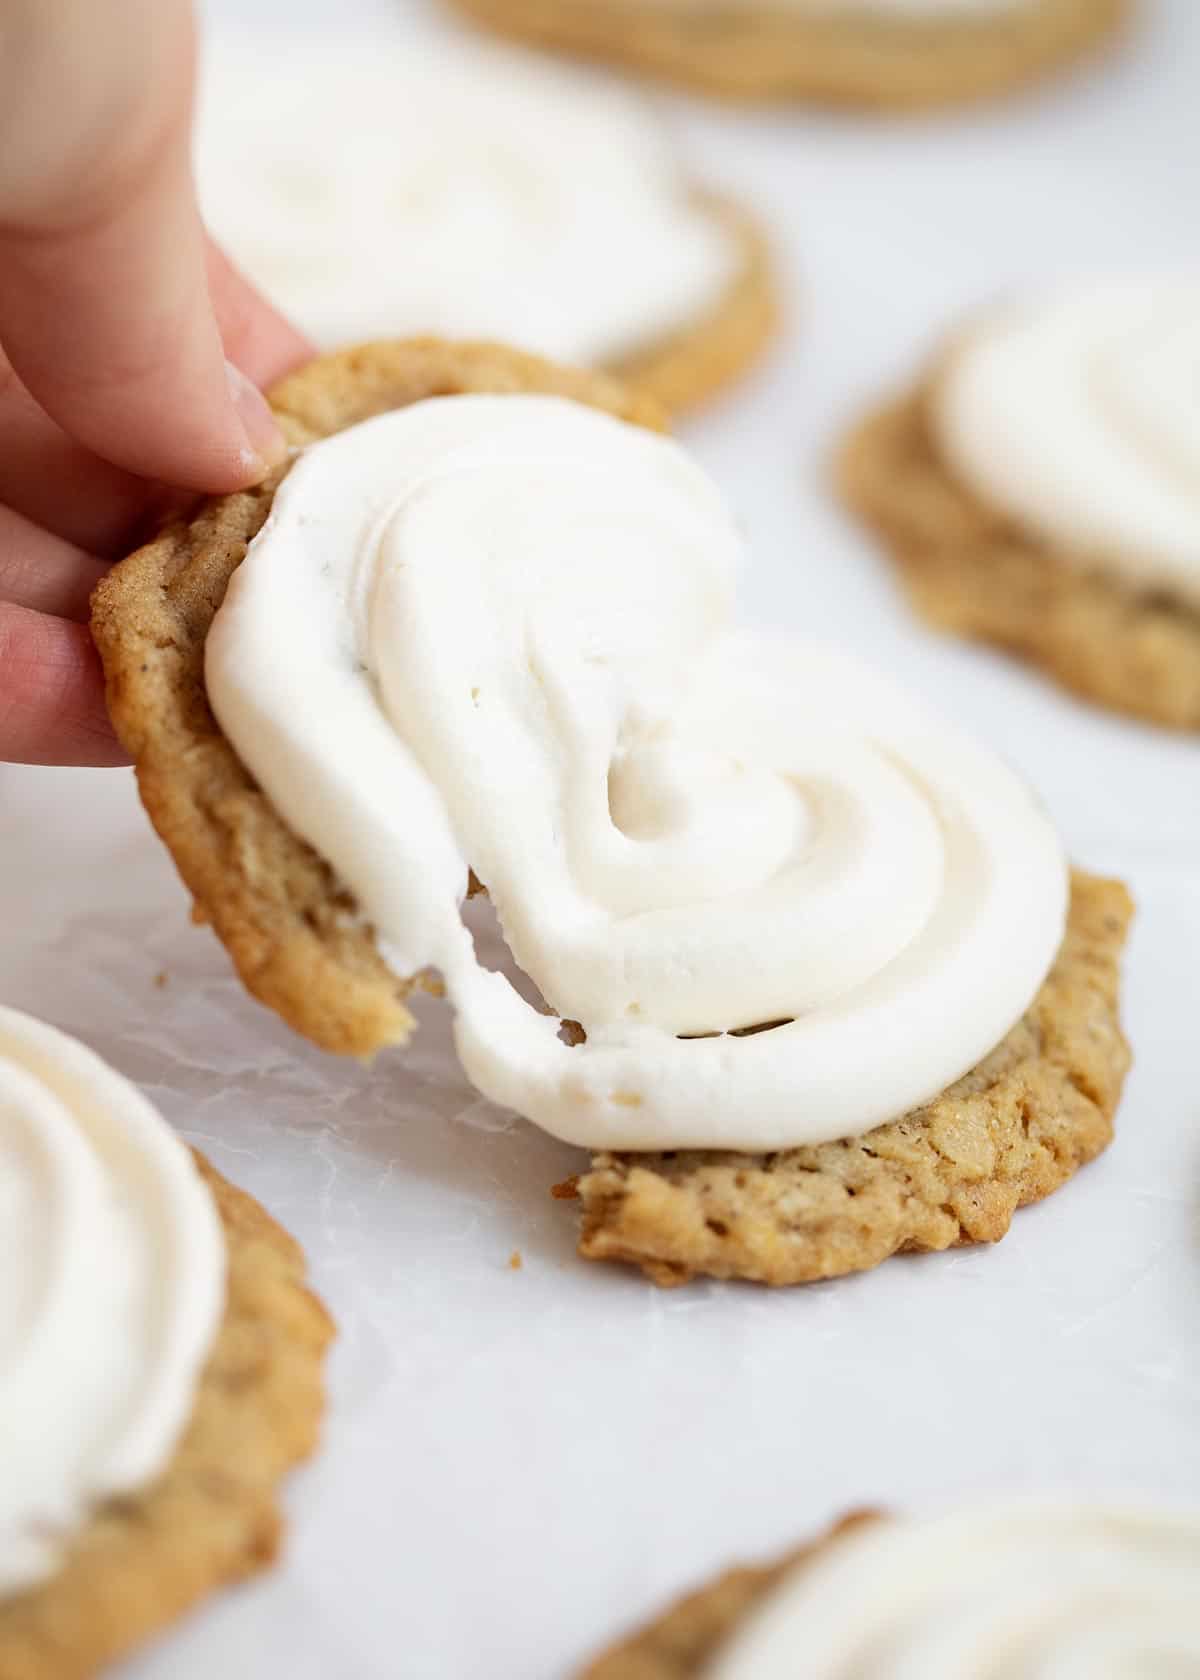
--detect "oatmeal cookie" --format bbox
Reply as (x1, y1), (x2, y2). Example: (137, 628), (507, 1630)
(0, 1155), (333, 1680)
(838, 384), (1200, 730)
(445, 0), (1130, 109)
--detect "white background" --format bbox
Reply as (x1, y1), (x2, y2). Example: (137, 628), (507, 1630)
(3, 1), (1199, 1674)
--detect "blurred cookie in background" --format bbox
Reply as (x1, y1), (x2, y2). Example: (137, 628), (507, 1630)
(581, 1498), (1200, 1677)
(839, 281), (1200, 731)
(197, 36), (776, 414)
(443, 0), (1131, 109)
(0, 1006), (332, 1680)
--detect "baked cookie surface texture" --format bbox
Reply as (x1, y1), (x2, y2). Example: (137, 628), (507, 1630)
(840, 282), (1200, 729)
(93, 340), (1130, 1289)
(0, 1005), (332, 1680)
(582, 1499), (1200, 1678)
(445, 0), (1130, 109)
(198, 37), (774, 413)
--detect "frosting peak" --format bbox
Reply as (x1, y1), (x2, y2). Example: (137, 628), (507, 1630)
(206, 394), (1067, 1151)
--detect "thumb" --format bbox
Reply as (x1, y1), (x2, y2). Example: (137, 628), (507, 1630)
(0, 0), (285, 492)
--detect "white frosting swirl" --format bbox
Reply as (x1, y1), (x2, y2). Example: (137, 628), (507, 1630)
(0, 1007), (225, 1595)
(197, 38), (739, 362)
(206, 395), (1067, 1151)
(933, 283), (1200, 607)
(706, 1500), (1200, 1679)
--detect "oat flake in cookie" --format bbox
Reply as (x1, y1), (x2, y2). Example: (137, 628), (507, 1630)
(581, 1498), (1200, 1678)
(92, 340), (1132, 1289)
(839, 280), (1200, 730)
(444, 0), (1130, 109)
(0, 1006), (332, 1680)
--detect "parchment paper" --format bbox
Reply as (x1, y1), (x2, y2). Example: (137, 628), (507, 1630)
(2, 1), (1198, 1671)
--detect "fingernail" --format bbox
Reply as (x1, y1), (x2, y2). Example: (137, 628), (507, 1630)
(226, 359), (287, 478)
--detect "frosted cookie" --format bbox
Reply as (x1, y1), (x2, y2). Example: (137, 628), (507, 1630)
(0, 1006), (332, 1679)
(581, 1499), (1200, 1677)
(92, 340), (1131, 1289)
(197, 37), (775, 414)
(445, 0), (1130, 109)
(839, 282), (1200, 730)
(572, 869), (1129, 1284)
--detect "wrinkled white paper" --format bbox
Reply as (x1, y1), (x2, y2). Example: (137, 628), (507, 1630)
(3, 1), (1200, 1672)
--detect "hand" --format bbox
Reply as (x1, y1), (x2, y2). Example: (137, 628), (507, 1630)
(0, 0), (312, 766)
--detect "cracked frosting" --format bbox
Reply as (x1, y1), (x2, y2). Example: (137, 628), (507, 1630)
(197, 36), (739, 362)
(0, 1006), (225, 1595)
(933, 282), (1200, 608)
(206, 394), (1067, 1151)
(706, 1499), (1200, 1678)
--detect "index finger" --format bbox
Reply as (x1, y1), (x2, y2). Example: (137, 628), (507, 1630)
(0, 0), (286, 493)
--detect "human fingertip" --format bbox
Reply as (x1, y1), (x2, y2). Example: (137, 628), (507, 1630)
(225, 359), (287, 482)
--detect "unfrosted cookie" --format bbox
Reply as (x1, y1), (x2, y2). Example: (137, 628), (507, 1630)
(581, 1500), (1200, 1677)
(0, 1008), (332, 1680)
(92, 341), (1129, 1289)
(198, 38), (775, 414)
(838, 288), (1200, 730)
(445, 0), (1130, 109)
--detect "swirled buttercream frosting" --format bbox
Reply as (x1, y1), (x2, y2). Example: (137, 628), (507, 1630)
(933, 282), (1200, 606)
(707, 1499), (1200, 1679)
(0, 1007), (224, 1594)
(197, 39), (739, 362)
(206, 395), (1068, 1150)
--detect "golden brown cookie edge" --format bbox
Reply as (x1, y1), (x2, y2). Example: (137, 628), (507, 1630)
(0, 1153), (334, 1680)
(445, 0), (1130, 109)
(575, 871), (1132, 1286)
(611, 194), (778, 414)
(836, 379), (1200, 731)
(91, 340), (665, 1058)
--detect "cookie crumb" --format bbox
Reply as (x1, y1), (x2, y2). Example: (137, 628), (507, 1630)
(508, 1249), (523, 1270)
(154, 970), (169, 989)
(551, 1176), (580, 1201)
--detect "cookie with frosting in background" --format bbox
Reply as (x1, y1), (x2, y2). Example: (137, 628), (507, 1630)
(92, 339), (1132, 1289)
(839, 282), (1200, 731)
(443, 0), (1131, 109)
(580, 1498), (1200, 1677)
(0, 1006), (332, 1680)
(196, 36), (775, 415)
